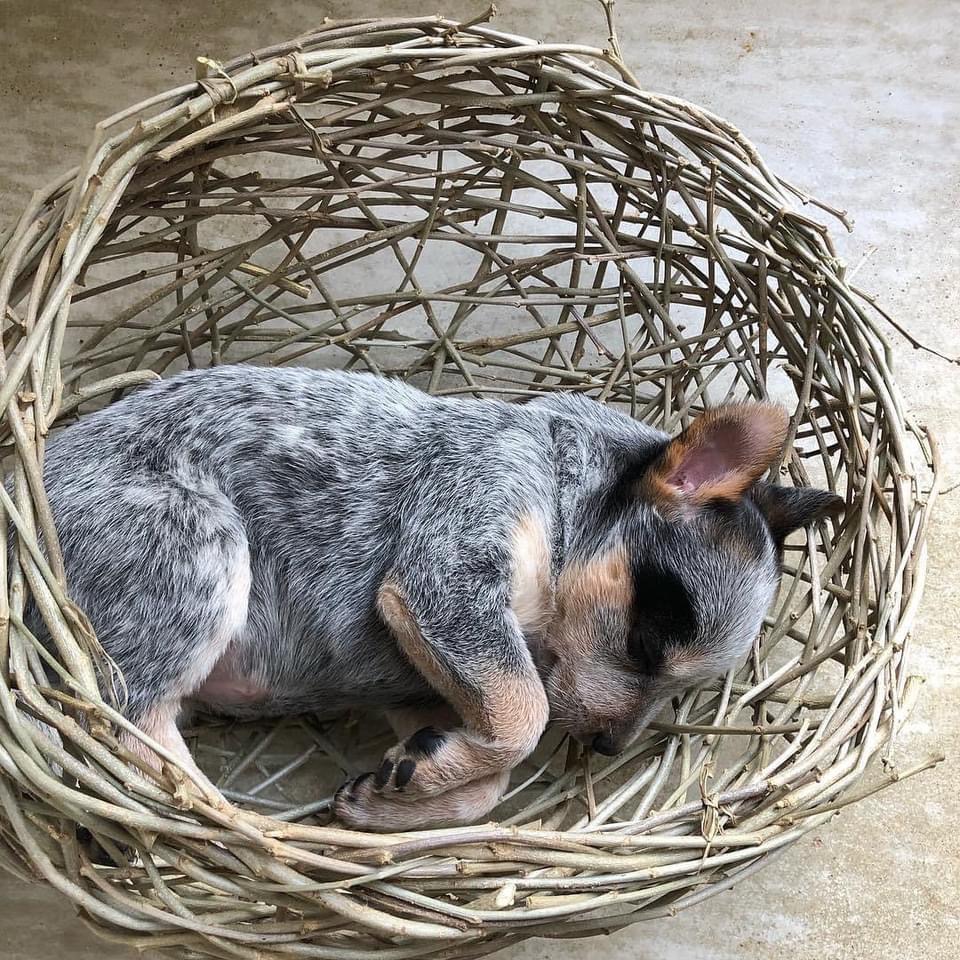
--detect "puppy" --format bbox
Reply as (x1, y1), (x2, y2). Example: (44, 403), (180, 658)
(23, 367), (843, 830)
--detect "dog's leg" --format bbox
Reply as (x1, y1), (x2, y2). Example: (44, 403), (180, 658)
(59, 477), (251, 804)
(335, 577), (547, 829)
(336, 701), (511, 830)
(384, 703), (461, 740)
(121, 701), (221, 801)
(334, 768), (510, 831)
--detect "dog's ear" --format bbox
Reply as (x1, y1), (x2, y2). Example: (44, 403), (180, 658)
(646, 404), (789, 510)
(752, 483), (846, 544)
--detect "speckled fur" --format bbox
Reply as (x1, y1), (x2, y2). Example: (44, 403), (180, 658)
(23, 366), (842, 829)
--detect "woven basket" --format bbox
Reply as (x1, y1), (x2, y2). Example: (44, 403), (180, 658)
(0, 12), (940, 959)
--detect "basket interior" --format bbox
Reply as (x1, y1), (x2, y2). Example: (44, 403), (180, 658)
(56, 54), (870, 827)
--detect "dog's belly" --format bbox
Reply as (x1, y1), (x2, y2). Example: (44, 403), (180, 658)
(193, 638), (436, 719)
(195, 654), (272, 713)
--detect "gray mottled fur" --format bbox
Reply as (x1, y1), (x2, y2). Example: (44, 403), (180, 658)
(26, 367), (788, 746)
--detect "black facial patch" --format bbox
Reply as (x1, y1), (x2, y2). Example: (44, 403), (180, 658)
(405, 726), (445, 758)
(628, 565), (698, 674)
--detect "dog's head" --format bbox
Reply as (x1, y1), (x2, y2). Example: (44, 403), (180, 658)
(543, 403), (844, 754)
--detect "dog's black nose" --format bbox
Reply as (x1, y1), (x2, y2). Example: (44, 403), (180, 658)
(591, 732), (619, 756)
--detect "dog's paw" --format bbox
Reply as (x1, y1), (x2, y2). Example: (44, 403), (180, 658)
(333, 768), (509, 832)
(333, 773), (409, 831)
(372, 725), (449, 793)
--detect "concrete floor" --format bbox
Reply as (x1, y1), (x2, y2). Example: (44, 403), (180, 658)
(1, 1), (957, 958)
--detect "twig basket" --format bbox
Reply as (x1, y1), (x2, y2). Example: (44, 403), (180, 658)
(0, 12), (941, 959)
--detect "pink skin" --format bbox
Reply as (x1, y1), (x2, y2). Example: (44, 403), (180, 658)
(194, 651), (271, 707)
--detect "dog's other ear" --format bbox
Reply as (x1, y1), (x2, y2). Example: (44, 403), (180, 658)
(752, 484), (846, 544)
(646, 404), (789, 509)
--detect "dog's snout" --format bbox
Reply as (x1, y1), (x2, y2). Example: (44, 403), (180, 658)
(591, 732), (620, 756)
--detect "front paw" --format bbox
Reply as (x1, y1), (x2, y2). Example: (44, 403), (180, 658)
(333, 772), (382, 829)
(334, 768), (509, 832)
(372, 725), (449, 795)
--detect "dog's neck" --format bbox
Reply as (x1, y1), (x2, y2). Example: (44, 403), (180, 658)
(516, 407), (668, 677)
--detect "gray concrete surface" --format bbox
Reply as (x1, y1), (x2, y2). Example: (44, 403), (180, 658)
(0, 1), (957, 958)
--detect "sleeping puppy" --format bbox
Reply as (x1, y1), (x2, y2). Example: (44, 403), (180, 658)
(25, 366), (843, 830)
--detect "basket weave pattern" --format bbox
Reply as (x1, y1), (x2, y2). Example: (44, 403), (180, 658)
(0, 13), (939, 959)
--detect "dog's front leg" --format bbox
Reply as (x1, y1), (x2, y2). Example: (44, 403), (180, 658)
(334, 576), (548, 830)
(334, 702), (511, 831)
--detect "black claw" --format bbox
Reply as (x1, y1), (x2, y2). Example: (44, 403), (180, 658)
(374, 758), (395, 788)
(348, 771), (374, 798)
(406, 726), (446, 758)
(395, 758), (416, 789)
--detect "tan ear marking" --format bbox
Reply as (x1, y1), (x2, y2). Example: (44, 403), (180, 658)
(647, 403), (789, 508)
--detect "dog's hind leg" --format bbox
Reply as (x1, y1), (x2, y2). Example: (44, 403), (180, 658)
(121, 701), (221, 800)
(56, 476), (251, 801)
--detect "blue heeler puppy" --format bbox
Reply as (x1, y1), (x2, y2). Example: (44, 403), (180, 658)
(30, 366), (843, 830)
